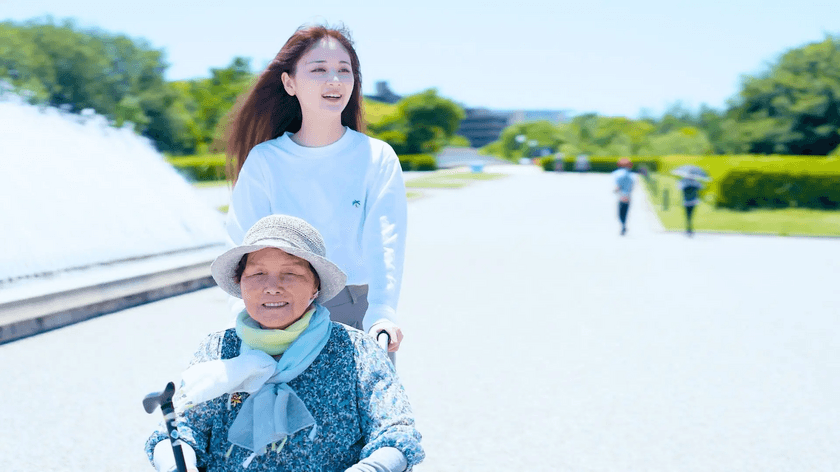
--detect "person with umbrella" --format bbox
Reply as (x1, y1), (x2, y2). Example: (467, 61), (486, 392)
(671, 165), (710, 236)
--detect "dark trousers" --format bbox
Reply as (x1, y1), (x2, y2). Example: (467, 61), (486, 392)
(618, 201), (630, 228)
(323, 285), (368, 330)
(324, 284), (397, 364)
(685, 205), (696, 233)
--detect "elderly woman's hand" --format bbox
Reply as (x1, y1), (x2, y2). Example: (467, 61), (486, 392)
(369, 320), (403, 352)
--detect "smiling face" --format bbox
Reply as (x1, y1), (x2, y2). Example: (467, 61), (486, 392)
(239, 248), (320, 330)
(281, 37), (354, 119)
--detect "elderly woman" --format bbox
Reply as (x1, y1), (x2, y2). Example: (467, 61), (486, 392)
(145, 215), (424, 472)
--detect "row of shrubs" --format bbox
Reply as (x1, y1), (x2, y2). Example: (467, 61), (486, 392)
(398, 154), (437, 171)
(538, 156), (660, 173)
(167, 154), (228, 182)
(655, 154), (839, 181)
(168, 153), (438, 182)
(169, 153), (837, 211)
(536, 154), (840, 212)
(716, 169), (840, 210)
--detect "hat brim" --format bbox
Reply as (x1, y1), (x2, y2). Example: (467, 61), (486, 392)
(210, 240), (347, 304)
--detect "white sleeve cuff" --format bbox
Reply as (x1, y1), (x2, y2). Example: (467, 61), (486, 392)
(344, 447), (407, 472)
(362, 303), (397, 334)
(153, 440), (197, 472)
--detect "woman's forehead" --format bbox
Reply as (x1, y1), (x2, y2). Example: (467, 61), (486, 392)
(303, 37), (351, 62)
(247, 248), (309, 267)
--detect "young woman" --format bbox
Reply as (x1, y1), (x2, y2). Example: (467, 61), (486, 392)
(222, 25), (406, 351)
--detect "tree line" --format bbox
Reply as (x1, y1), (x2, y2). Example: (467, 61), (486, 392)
(0, 19), (465, 156)
(2, 19), (838, 158)
(485, 35), (840, 159)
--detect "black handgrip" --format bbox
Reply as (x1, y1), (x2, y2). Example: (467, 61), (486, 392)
(143, 382), (188, 472)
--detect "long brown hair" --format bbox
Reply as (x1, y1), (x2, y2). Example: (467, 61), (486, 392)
(222, 24), (366, 183)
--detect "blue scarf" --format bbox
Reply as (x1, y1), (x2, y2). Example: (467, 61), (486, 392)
(227, 304), (332, 459)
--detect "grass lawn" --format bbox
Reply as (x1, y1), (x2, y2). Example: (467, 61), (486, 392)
(405, 171), (505, 189)
(441, 172), (507, 181)
(193, 180), (231, 188)
(644, 174), (840, 237)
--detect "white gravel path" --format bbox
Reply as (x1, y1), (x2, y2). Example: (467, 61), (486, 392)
(1, 166), (838, 471)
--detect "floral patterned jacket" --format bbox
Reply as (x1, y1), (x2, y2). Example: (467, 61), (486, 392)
(145, 323), (424, 471)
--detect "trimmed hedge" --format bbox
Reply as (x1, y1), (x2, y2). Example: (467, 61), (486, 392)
(399, 154), (437, 171)
(169, 152), (440, 180)
(557, 156), (660, 173)
(167, 154), (228, 182)
(539, 156), (556, 171)
(717, 169), (840, 210)
(656, 154), (837, 181)
(533, 153), (840, 212)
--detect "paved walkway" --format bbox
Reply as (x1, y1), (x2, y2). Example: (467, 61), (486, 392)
(1, 166), (838, 471)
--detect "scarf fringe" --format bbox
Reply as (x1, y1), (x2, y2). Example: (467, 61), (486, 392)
(242, 452), (257, 468)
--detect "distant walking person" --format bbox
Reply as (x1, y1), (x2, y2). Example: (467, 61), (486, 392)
(680, 177), (703, 236)
(611, 158), (635, 235)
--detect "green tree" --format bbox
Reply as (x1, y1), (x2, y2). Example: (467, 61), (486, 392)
(166, 80), (204, 154)
(447, 134), (471, 147)
(493, 121), (563, 160)
(0, 19), (191, 152)
(367, 105), (410, 154)
(695, 105), (732, 154)
(655, 102), (698, 134)
(368, 89), (465, 154)
(640, 126), (713, 155)
(726, 36), (840, 155)
(0, 22), (54, 101)
(553, 114), (656, 157)
(189, 57), (254, 152)
(589, 116), (655, 155)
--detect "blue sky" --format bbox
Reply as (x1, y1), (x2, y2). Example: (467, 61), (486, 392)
(2, 0), (837, 117)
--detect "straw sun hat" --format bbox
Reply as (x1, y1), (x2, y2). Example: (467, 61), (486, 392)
(211, 215), (346, 303)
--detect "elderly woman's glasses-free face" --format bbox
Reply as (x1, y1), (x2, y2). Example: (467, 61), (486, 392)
(239, 248), (319, 330)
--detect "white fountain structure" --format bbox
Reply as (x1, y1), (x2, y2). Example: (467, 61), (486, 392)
(0, 88), (229, 340)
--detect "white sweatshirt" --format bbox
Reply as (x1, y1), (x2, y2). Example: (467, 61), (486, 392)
(225, 127), (407, 332)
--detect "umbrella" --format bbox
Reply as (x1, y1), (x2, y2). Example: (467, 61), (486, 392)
(671, 164), (711, 181)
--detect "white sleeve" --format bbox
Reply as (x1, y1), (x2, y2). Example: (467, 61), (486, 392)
(226, 150), (273, 245)
(344, 447), (408, 472)
(360, 149), (408, 333)
(224, 151), (272, 320)
(153, 441), (197, 472)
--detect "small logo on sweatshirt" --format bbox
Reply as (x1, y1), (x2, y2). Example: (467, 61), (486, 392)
(352, 200), (361, 207)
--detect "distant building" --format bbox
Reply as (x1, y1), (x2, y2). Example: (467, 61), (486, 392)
(364, 81), (402, 104)
(457, 108), (569, 148)
(456, 108), (511, 148)
(365, 81), (569, 148)
(505, 110), (569, 125)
